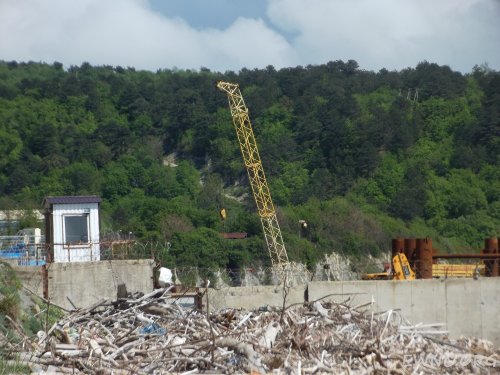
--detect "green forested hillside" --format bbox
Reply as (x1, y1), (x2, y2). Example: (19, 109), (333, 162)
(0, 60), (498, 269)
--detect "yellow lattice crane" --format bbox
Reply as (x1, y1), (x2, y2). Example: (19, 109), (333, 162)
(217, 81), (289, 268)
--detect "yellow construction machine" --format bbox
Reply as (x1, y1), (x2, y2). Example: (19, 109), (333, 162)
(362, 253), (416, 280)
(363, 253), (485, 280)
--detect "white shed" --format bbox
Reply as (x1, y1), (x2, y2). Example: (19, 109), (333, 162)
(43, 196), (101, 263)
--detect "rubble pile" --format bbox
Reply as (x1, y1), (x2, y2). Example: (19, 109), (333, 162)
(5, 287), (499, 374)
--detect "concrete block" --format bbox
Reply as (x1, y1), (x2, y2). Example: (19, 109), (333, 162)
(409, 279), (446, 324)
(445, 279), (483, 340)
(374, 280), (413, 322)
(307, 281), (344, 303)
(47, 259), (154, 310)
(341, 280), (377, 307)
(206, 288), (227, 311)
(12, 265), (45, 296)
(479, 277), (500, 344)
(220, 284), (304, 310)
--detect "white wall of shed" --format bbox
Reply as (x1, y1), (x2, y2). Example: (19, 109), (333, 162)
(52, 203), (100, 262)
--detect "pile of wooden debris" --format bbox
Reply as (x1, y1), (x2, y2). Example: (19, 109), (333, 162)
(5, 287), (499, 374)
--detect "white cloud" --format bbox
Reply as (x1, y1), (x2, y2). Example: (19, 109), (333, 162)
(201, 17), (297, 71)
(0, 0), (293, 72)
(0, 0), (498, 72)
(266, 0), (500, 72)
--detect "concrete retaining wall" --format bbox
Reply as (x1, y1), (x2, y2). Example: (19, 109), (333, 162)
(209, 278), (500, 346)
(46, 259), (154, 310)
(12, 259), (155, 310)
(308, 278), (500, 344)
(10, 264), (45, 297)
(207, 284), (304, 311)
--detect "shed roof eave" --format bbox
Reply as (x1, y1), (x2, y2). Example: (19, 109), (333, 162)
(42, 195), (102, 209)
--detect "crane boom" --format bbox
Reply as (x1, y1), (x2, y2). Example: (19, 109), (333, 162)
(217, 81), (289, 268)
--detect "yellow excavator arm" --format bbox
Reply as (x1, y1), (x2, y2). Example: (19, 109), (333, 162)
(392, 253), (416, 280)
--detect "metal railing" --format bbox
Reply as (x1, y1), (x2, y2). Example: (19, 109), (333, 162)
(0, 232), (46, 265)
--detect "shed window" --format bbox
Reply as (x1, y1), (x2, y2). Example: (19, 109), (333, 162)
(64, 215), (89, 244)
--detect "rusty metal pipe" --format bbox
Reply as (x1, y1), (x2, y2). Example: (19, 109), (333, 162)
(404, 238), (416, 268)
(392, 238), (404, 259)
(416, 238), (433, 279)
(433, 253), (500, 259)
(483, 238), (499, 276)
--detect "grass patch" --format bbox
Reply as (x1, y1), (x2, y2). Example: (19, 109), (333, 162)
(26, 296), (64, 336)
(0, 355), (31, 375)
(0, 262), (21, 319)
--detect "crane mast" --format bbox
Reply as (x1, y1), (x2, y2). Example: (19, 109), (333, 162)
(217, 81), (289, 268)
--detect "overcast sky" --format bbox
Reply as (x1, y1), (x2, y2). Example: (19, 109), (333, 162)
(0, 0), (499, 73)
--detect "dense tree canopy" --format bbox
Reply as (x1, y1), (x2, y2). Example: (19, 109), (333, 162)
(0, 60), (498, 268)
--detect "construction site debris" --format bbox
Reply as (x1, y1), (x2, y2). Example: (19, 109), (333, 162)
(4, 287), (499, 374)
